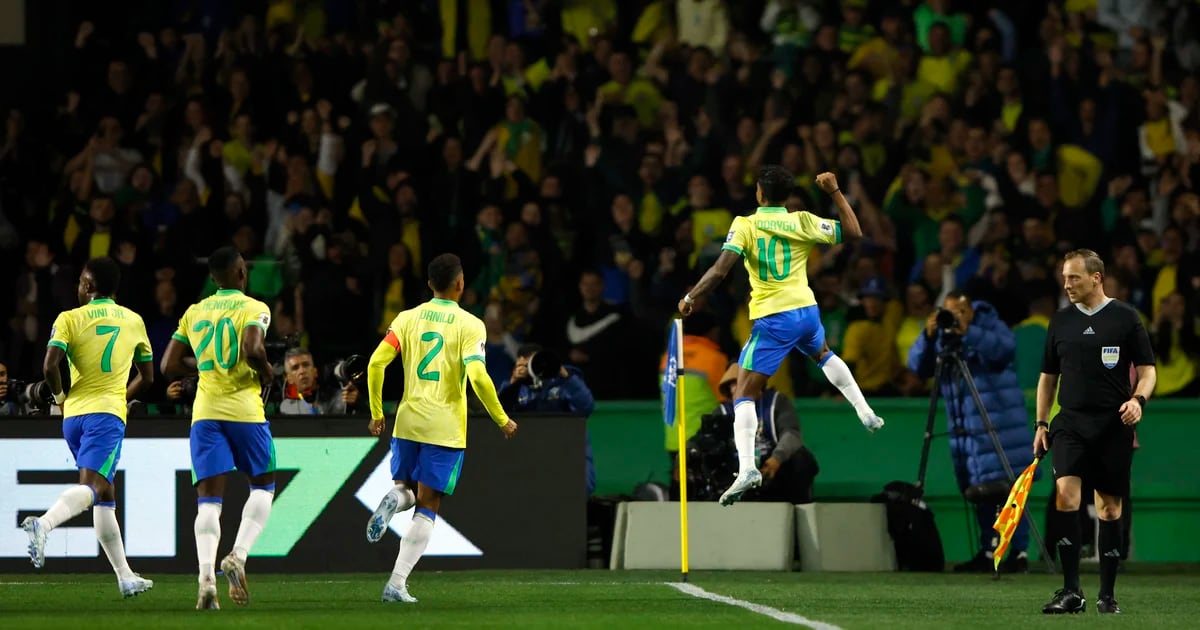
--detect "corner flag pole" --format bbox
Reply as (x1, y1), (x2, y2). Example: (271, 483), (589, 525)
(673, 319), (690, 582)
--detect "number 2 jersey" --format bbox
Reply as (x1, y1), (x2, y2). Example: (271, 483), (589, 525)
(48, 298), (153, 421)
(722, 207), (843, 319)
(172, 289), (272, 423)
(382, 298), (488, 448)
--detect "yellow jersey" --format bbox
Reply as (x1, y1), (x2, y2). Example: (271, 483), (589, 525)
(48, 298), (152, 421)
(173, 289), (271, 423)
(722, 207), (842, 319)
(386, 298), (488, 449)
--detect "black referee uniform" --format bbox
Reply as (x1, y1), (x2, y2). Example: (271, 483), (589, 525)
(1042, 299), (1154, 493)
(1041, 297), (1153, 613)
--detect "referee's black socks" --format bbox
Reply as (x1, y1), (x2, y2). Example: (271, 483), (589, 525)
(1054, 510), (1083, 592)
(1098, 519), (1123, 598)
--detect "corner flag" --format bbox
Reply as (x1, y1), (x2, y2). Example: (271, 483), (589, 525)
(993, 457), (1041, 571)
(662, 319), (683, 426)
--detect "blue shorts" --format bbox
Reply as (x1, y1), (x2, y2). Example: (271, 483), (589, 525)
(63, 413), (125, 483)
(738, 305), (826, 377)
(390, 438), (465, 495)
(190, 420), (276, 484)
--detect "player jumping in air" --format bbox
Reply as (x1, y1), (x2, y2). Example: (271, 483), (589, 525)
(22, 257), (155, 598)
(162, 247), (276, 610)
(679, 167), (885, 506)
(364, 253), (518, 604)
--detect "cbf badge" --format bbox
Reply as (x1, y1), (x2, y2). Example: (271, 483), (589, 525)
(1101, 346), (1120, 369)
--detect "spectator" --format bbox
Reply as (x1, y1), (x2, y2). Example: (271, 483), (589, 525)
(499, 344), (596, 495)
(842, 277), (901, 396)
(908, 289), (1035, 573)
(1150, 291), (1200, 397)
(566, 270), (629, 398)
(277, 347), (360, 415)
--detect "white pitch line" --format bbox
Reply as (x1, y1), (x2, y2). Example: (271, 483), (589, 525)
(666, 582), (842, 630)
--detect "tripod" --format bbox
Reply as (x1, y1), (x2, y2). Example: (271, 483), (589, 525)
(916, 341), (1056, 574)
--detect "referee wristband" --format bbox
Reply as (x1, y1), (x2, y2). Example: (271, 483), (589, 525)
(1035, 421), (1049, 431)
(1133, 395), (1146, 408)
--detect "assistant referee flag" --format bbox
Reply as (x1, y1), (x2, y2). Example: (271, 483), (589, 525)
(662, 319), (683, 426)
(993, 457), (1041, 571)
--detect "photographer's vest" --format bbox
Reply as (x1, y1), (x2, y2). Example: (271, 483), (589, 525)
(720, 390), (780, 466)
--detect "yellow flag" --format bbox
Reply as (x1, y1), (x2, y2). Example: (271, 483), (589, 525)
(992, 457), (1041, 571)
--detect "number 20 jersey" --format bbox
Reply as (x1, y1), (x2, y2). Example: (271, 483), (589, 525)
(173, 289), (271, 424)
(722, 207), (843, 320)
(384, 298), (488, 448)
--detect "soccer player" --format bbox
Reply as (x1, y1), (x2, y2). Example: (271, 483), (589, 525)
(678, 167), (884, 506)
(364, 253), (518, 603)
(21, 257), (155, 598)
(1035, 249), (1155, 614)
(162, 247), (276, 611)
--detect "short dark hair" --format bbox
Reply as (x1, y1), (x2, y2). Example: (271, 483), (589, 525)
(517, 343), (543, 359)
(1064, 249), (1105, 277)
(758, 165), (793, 205)
(945, 289), (971, 302)
(208, 246), (242, 276)
(84, 257), (121, 296)
(283, 347), (313, 364)
(428, 253), (464, 291)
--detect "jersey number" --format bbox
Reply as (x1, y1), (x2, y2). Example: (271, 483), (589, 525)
(96, 325), (121, 373)
(756, 236), (792, 281)
(193, 318), (238, 371)
(416, 331), (444, 381)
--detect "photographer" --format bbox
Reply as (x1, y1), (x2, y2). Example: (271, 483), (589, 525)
(278, 347), (360, 415)
(0, 362), (18, 415)
(498, 344), (596, 495)
(907, 289), (1036, 573)
(689, 364), (819, 504)
(0, 361), (58, 416)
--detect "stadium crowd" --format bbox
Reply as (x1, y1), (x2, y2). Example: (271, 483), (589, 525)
(2, 0), (1200, 408)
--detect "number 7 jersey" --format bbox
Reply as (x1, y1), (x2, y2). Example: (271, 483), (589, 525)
(384, 298), (488, 448)
(173, 289), (272, 423)
(722, 206), (842, 320)
(48, 298), (153, 422)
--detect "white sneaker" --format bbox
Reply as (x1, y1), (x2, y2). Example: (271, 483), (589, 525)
(196, 581), (220, 610)
(220, 553), (250, 606)
(860, 413), (885, 433)
(719, 469), (763, 506)
(20, 517), (47, 569)
(382, 582), (418, 603)
(119, 574), (154, 598)
(367, 492), (399, 543)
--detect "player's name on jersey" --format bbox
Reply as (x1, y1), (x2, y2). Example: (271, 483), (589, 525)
(754, 219), (797, 233)
(420, 309), (457, 324)
(199, 298), (250, 312)
(85, 306), (128, 319)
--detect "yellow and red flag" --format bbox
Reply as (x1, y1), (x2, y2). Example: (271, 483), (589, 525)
(992, 457), (1041, 571)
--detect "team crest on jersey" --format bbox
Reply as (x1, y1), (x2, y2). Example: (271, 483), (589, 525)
(818, 220), (834, 236)
(1101, 346), (1120, 369)
(257, 312), (271, 329)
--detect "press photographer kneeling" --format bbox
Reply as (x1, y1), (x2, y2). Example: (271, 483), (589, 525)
(908, 290), (1038, 573)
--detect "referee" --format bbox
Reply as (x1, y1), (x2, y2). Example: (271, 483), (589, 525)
(1035, 249), (1156, 615)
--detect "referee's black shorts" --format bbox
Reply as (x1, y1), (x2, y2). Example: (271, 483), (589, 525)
(1049, 412), (1135, 497)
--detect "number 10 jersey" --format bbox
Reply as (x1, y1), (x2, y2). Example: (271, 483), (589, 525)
(722, 207), (843, 320)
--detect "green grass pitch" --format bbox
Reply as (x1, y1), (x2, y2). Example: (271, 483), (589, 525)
(2, 568), (1197, 628)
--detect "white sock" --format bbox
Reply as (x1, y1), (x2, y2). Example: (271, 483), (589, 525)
(233, 488), (274, 563)
(732, 399), (758, 474)
(39, 485), (95, 530)
(94, 503), (134, 580)
(820, 354), (875, 419)
(389, 511), (435, 588)
(195, 501), (222, 583)
(388, 485), (416, 512)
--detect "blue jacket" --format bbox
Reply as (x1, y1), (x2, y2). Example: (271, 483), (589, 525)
(498, 367), (596, 495)
(907, 301), (1036, 488)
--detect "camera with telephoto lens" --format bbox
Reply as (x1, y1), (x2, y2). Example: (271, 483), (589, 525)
(331, 354), (367, 386)
(936, 307), (960, 332)
(4, 379), (55, 409)
(526, 350), (562, 388)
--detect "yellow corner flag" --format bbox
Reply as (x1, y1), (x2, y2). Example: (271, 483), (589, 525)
(992, 457), (1041, 571)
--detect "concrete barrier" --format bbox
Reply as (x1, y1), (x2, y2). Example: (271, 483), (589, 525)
(795, 503), (897, 572)
(617, 502), (795, 570)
